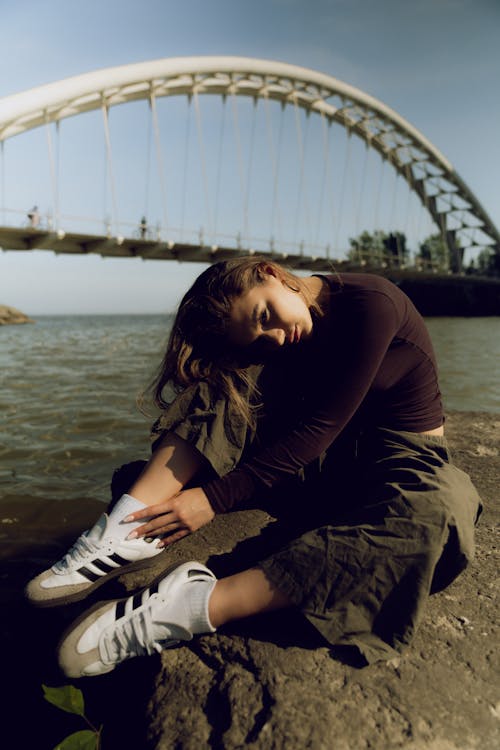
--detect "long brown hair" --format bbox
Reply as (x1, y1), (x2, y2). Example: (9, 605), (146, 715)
(144, 256), (321, 428)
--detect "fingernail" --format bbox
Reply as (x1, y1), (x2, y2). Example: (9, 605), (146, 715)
(122, 515), (134, 523)
(126, 530), (138, 540)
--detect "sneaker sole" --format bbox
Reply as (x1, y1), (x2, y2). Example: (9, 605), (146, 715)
(27, 550), (166, 609)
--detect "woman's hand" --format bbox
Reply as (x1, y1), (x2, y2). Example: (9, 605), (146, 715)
(124, 487), (215, 547)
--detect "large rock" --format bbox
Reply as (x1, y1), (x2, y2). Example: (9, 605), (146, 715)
(2, 411), (499, 749)
(0, 304), (34, 325)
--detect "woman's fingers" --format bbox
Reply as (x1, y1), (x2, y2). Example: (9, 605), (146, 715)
(158, 529), (190, 547)
(139, 521), (184, 541)
(126, 514), (177, 540)
(123, 501), (173, 523)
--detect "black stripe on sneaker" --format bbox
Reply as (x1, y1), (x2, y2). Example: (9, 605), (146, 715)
(132, 593), (143, 609)
(90, 559), (115, 574)
(77, 566), (100, 582)
(115, 600), (126, 620)
(109, 553), (132, 566)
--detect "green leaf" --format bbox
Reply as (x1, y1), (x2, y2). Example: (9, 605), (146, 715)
(53, 729), (97, 750)
(42, 684), (85, 717)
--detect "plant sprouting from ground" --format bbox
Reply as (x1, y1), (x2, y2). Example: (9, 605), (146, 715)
(42, 684), (102, 750)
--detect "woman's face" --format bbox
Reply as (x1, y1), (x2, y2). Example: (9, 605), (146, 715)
(228, 272), (314, 351)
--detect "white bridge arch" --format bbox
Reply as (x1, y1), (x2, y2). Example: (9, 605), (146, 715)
(1, 56), (498, 270)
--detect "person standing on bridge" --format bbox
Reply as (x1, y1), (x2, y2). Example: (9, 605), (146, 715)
(27, 205), (40, 228)
(26, 257), (481, 677)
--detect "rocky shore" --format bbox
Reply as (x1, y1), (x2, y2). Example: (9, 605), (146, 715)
(1, 411), (498, 749)
(0, 304), (34, 325)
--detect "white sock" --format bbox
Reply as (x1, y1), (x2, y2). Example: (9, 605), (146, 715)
(158, 577), (217, 635)
(187, 578), (217, 634)
(106, 493), (147, 538)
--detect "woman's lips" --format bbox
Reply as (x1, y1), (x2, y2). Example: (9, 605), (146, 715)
(285, 325), (301, 345)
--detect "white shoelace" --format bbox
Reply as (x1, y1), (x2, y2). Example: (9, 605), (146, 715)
(99, 595), (187, 665)
(53, 533), (101, 573)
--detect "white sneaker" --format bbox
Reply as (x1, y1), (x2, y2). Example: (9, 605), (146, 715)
(57, 561), (216, 678)
(25, 513), (164, 607)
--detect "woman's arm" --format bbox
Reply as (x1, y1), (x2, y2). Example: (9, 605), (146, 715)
(127, 431), (205, 504)
(123, 433), (215, 545)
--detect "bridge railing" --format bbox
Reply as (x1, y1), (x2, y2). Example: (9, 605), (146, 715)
(0, 207), (348, 261)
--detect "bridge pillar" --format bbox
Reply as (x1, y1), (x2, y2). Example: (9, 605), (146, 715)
(446, 229), (464, 274)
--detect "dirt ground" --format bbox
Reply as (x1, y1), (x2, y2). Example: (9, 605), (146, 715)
(1, 410), (498, 749)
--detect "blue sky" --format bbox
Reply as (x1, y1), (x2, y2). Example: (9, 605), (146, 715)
(0, 0), (499, 314)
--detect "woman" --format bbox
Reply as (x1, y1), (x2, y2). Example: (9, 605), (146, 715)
(26, 257), (481, 678)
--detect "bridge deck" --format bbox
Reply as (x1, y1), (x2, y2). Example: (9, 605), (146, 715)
(0, 225), (346, 270)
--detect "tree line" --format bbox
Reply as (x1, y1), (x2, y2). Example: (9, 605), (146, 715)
(346, 230), (500, 277)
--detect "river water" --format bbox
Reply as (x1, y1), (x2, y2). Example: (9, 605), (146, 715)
(1, 315), (499, 507)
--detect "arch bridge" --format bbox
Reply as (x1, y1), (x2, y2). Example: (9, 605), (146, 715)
(0, 57), (498, 273)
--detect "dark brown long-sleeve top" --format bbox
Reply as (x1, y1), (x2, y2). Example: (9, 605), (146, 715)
(203, 273), (444, 513)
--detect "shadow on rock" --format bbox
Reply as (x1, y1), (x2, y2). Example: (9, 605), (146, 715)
(2, 548), (157, 749)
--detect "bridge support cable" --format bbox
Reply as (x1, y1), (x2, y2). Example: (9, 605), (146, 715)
(245, 98), (258, 250)
(314, 111), (330, 256)
(354, 141), (369, 242)
(180, 96), (192, 243)
(389, 165), (399, 237)
(366, 144), (378, 234)
(334, 128), (353, 258)
(193, 91), (215, 248)
(326, 123), (338, 260)
(101, 104), (120, 238)
(394, 176), (410, 267)
(45, 118), (59, 232)
(212, 95), (227, 248)
(150, 93), (169, 238)
(292, 99), (313, 256)
(402, 178), (414, 266)
(264, 97), (284, 256)
(373, 156), (385, 237)
(391, 169), (407, 269)
(143, 100), (152, 227)
(413, 190), (425, 259)
(404, 173), (420, 263)
(231, 93), (249, 249)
